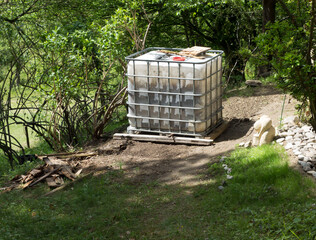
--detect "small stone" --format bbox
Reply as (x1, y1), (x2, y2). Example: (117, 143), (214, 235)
(239, 142), (245, 147)
(312, 172), (316, 178)
(307, 170), (316, 175)
(293, 151), (302, 156)
(226, 168), (232, 174)
(218, 186), (224, 190)
(244, 141), (252, 148)
(227, 175), (233, 180)
(283, 116), (299, 126)
(305, 132), (315, 139)
(288, 131), (295, 137)
(294, 128), (303, 134)
(281, 132), (293, 137)
(219, 156), (227, 162)
(276, 138), (285, 143)
(285, 143), (293, 150)
(299, 161), (313, 172)
(298, 155), (304, 160)
(304, 156), (311, 162)
(294, 141), (302, 146)
(285, 136), (293, 141)
(301, 125), (312, 132)
(305, 151), (316, 158)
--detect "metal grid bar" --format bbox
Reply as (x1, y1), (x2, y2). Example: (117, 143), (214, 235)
(128, 107), (223, 124)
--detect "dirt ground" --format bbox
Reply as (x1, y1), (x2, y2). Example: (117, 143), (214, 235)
(82, 85), (308, 185)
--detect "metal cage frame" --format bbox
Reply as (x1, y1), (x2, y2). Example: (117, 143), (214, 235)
(126, 47), (224, 137)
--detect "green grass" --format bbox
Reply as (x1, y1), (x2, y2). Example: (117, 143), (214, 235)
(0, 145), (315, 240)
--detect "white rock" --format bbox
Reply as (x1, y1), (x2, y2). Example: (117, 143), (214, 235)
(305, 151), (316, 158)
(287, 131), (295, 136)
(305, 132), (315, 139)
(304, 156), (311, 162)
(294, 151), (302, 156)
(276, 138), (285, 143)
(227, 175), (233, 179)
(285, 136), (294, 141)
(294, 141), (302, 146)
(285, 143), (293, 150)
(307, 170), (316, 175)
(302, 125), (312, 132)
(244, 141), (252, 148)
(298, 155), (305, 160)
(283, 116), (299, 126)
(239, 142), (245, 147)
(279, 132), (289, 137)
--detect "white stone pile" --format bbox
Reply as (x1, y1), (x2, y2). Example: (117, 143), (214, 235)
(276, 116), (316, 179)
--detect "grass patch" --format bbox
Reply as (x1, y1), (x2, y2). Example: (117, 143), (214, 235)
(0, 145), (315, 239)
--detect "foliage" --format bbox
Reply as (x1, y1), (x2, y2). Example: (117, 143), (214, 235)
(256, 0), (316, 130)
(0, 145), (315, 239)
(0, 0), (150, 165)
(144, 0), (262, 84)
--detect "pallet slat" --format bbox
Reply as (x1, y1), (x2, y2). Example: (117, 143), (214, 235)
(113, 133), (213, 146)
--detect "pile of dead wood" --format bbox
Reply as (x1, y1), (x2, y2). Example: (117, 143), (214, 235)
(1, 151), (97, 193)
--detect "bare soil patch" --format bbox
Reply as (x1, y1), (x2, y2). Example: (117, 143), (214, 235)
(79, 85), (307, 185)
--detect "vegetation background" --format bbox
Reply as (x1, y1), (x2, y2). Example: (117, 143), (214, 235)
(0, 1), (315, 239)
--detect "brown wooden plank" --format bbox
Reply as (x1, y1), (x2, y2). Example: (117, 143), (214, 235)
(60, 166), (76, 180)
(180, 46), (211, 56)
(158, 50), (205, 59)
(38, 151), (86, 157)
(75, 169), (83, 177)
(207, 121), (229, 140)
(45, 157), (68, 166)
(57, 152), (97, 159)
(113, 134), (213, 145)
(42, 156), (54, 166)
(25, 167), (60, 188)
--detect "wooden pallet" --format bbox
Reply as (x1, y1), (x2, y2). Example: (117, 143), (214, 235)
(113, 121), (229, 146)
(179, 46), (211, 56)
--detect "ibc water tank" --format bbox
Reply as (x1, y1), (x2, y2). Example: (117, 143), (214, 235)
(126, 47), (223, 137)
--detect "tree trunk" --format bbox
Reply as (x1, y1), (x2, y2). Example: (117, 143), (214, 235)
(258, 0), (276, 77)
(262, 0), (276, 31)
(309, 96), (316, 132)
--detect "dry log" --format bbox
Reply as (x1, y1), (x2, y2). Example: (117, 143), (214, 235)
(38, 151), (86, 157)
(57, 152), (97, 159)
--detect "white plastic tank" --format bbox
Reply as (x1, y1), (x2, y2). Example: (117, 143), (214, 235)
(126, 47), (223, 136)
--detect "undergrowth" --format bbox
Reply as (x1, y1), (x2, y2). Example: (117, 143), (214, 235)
(0, 144), (315, 240)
